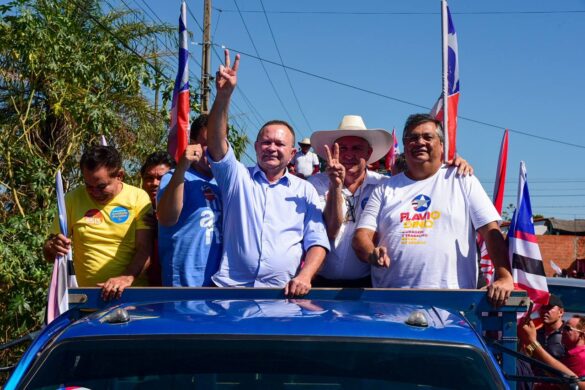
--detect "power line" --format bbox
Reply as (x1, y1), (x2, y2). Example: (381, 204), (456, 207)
(232, 0), (302, 136)
(259, 0), (312, 132)
(213, 7), (585, 16)
(216, 44), (585, 151)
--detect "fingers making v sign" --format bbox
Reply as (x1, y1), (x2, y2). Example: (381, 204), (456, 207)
(215, 49), (240, 96)
(324, 143), (345, 188)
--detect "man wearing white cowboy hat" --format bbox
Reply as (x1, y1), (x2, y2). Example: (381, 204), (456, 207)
(290, 137), (320, 179)
(309, 115), (474, 288)
(353, 113), (513, 306)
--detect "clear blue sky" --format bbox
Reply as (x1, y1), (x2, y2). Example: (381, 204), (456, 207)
(27, 0), (585, 219)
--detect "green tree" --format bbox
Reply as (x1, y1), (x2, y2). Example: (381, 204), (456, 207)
(0, 0), (247, 374)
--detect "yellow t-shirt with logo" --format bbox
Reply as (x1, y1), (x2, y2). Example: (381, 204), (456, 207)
(51, 183), (153, 286)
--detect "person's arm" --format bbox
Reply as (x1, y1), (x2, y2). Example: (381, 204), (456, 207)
(208, 50), (239, 162)
(323, 144), (345, 239)
(284, 245), (326, 296)
(158, 145), (203, 227)
(352, 228), (390, 268)
(478, 221), (514, 307)
(518, 321), (583, 388)
(98, 228), (153, 300)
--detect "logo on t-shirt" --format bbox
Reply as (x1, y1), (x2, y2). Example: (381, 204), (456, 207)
(110, 206), (130, 224)
(411, 194), (431, 212)
(361, 196), (369, 210)
(83, 209), (104, 225)
(202, 185), (217, 202)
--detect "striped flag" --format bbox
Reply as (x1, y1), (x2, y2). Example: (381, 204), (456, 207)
(508, 161), (549, 310)
(167, 0), (190, 163)
(384, 128), (400, 172)
(431, 1), (460, 162)
(479, 130), (509, 285)
(46, 171), (78, 324)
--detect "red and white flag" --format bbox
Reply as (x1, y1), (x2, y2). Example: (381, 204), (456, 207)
(479, 130), (509, 285)
(508, 162), (549, 310)
(431, 1), (460, 162)
(167, 0), (190, 163)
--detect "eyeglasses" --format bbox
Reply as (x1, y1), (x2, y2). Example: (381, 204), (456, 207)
(562, 325), (584, 334)
(344, 195), (356, 222)
(403, 133), (438, 144)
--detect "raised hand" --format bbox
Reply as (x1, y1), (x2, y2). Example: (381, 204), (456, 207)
(324, 143), (345, 188)
(215, 49), (240, 96)
(178, 144), (203, 170)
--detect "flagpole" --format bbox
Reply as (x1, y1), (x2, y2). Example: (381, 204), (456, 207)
(441, 0), (449, 163)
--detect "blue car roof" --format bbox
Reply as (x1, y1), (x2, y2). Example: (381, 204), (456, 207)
(57, 298), (484, 349)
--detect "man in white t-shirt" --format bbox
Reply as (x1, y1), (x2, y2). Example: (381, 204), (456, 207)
(353, 113), (513, 306)
(290, 138), (320, 179)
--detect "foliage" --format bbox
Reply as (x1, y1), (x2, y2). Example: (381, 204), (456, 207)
(0, 0), (247, 379)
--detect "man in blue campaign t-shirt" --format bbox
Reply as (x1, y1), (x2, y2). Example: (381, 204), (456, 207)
(157, 114), (222, 286)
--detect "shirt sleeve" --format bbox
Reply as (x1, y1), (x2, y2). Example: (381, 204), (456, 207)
(357, 184), (385, 231)
(465, 175), (501, 230)
(307, 174), (327, 209)
(135, 188), (154, 230)
(207, 143), (248, 200)
(156, 170), (174, 204)
(302, 184), (330, 252)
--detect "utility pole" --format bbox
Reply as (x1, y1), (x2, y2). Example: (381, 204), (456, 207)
(201, 0), (212, 113)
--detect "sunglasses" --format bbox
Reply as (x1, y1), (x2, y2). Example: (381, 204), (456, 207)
(562, 325), (584, 334)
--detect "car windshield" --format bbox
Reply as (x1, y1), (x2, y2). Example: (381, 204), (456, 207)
(22, 336), (503, 390)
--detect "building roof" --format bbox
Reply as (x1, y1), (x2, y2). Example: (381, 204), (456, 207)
(546, 218), (585, 234)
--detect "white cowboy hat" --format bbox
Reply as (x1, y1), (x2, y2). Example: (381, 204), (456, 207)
(310, 115), (392, 164)
(298, 138), (311, 146)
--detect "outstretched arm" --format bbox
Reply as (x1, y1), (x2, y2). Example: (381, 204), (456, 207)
(207, 49), (240, 162)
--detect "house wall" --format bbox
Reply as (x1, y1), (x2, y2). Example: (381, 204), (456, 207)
(537, 235), (585, 275)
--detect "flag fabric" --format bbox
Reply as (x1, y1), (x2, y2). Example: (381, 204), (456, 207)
(46, 171), (78, 324)
(430, 2), (460, 162)
(384, 128), (400, 172)
(508, 161), (549, 310)
(167, 0), (190, 163)
(478, 130), (509, 286)
(550, 260), (563, 276)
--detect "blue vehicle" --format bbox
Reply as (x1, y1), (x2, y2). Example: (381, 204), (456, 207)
(2, 288), (580, 389)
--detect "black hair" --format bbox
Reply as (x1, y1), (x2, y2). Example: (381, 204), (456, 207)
(403, 113), (444, 143)
(80, 145), (122, 176)
(190, 114), (209, 141)
(140, 151), (175, 177)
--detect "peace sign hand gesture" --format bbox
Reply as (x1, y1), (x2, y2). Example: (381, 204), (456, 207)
(215, 49), (240, 97)
(325, 143), (345, 188)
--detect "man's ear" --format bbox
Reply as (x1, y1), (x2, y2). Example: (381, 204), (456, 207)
(288, 148), (297, 164)
(117, 169), (125, 181)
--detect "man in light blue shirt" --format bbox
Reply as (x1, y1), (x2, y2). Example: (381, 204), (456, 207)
(207, 50), (329, 296)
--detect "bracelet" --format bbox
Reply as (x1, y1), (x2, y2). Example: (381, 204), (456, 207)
(525, 341), (541, 357)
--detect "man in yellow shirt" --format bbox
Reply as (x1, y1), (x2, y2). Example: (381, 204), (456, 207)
(43, 145), (154, 300)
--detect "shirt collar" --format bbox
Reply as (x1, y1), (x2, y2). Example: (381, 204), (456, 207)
(252, 164), (291, 186)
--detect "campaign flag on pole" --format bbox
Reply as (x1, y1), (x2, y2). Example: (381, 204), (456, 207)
(479, 130), (509, 285)
(508, 161), (549, 311)
(384, 128), (400, 172)
(167, 0), (190, 163)
(46, 171), (78, 324)
(430, 2), (460, 162)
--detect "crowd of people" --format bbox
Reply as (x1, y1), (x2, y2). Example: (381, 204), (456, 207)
(39, 49), (583, 387)
(43, 49), (514, 302)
